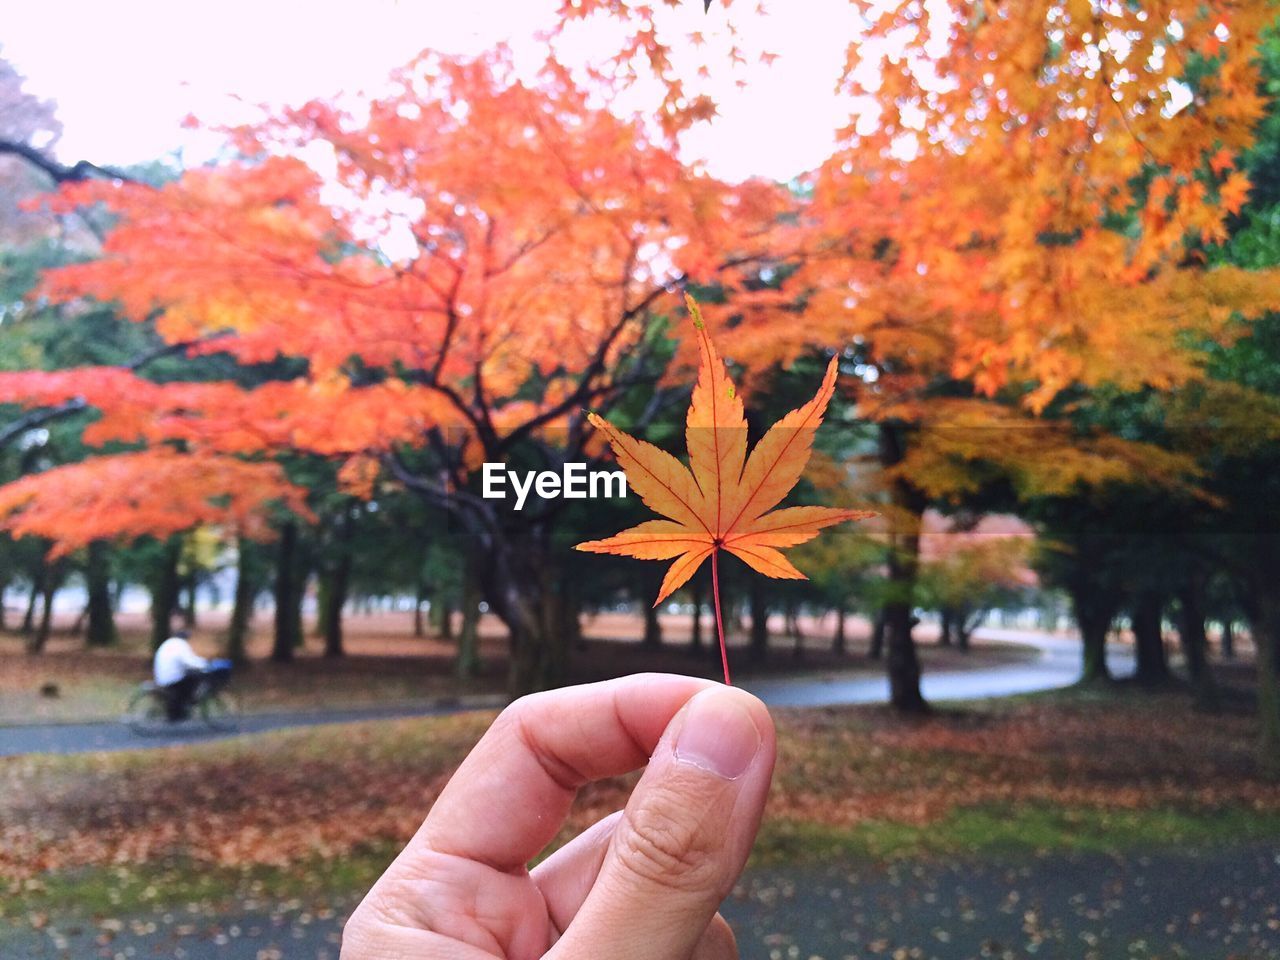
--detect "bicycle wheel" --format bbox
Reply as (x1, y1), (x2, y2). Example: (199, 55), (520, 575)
(199, 690), (240, 731)
(124, 687), (169, 736)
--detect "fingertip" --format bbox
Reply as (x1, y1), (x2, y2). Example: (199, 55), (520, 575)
(671, 686), (774, 781)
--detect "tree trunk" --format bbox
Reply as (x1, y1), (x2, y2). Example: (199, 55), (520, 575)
(1246, 584), (1280, 770)
(1247, 540), (1280, 749)
(439, 594), (455, 641)
(150, 538), (182, 651)
(322, 574), (348, 658)
(323, 515), (354, 659)
(884, 599), (925, 712)
(880, 423), (927, 713)
(271, 521), (300, 663)
(642, 578), (663, 648)
(456, 542), (482, 680)
(1220, 620), (1235, 659)
(1177, 581), (1218, 711)
(833, 606), (847, 656)
(503, 596), (568, 696)
(181, 573), (197, 628)
(413, 580), (427, 638)
(29, 571), (57, 654)
(956, 610), (976, 652)
(748, 582), (769, 665)
(938, 608), (954, 646)
(476, 528), (571, 697)
(226, 537), (262, 664)
(315, 574), (331, 640)
(85, 540), (117, 648)
(291, 567), (308, 648)
(563, 573), (584, 652)
(869, 610), (885, 659)
(1258, 614), (1280, 767)
(690, 574), (704, 654)
(22, 565), (42, 634)
(1132, 591), (1169, 686)
(1070, 584), (1114, 683)
(1136, 593), (1172, 686)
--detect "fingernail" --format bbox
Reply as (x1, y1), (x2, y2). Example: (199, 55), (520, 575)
(673, 690), (761, 780)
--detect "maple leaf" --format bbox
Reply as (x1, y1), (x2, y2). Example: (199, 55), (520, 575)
(576, 295), (873, 681)
(1208, 146), (1235, 176)
(1219, 171), (1252, 216)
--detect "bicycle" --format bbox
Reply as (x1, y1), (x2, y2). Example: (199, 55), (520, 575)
(124, 659), (240, 735)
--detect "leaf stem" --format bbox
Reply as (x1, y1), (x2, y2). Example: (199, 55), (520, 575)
(711, 547), (730, 685)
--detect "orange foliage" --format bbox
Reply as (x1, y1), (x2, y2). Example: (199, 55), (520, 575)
(0, 451), (310, 556)
(1, 49), (788, 554)
(7, 7), (1280, 554)
(34, 52), (783, 413)
(566, 2), (1280, 423)
(736, 3), (1278, 408)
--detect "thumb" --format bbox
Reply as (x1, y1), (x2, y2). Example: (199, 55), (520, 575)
(548, 686), (775, 960)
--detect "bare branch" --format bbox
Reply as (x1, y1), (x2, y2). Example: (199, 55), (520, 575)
(0, 335), (212, 450)
(382, 448), (496, 536)
(0, 400), (85, 448)
(501, 275), (679, 451)
(0, 139), (135, 185)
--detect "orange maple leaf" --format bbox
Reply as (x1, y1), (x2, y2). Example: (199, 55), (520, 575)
(576, 294), (874, 682)
(1208, 146), (1235, 176)
(1219, 171), (1252, 216)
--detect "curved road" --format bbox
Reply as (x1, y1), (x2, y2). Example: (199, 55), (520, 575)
(0, 630), (1130, 757)
(745, 629), (1133, 707)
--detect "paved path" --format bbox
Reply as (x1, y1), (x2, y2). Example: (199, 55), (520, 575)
(5, 846), (1276, 959)
(744, 629), (1133, 707)
(0, 631), (1130, 758)
(0, 697), (508, 758)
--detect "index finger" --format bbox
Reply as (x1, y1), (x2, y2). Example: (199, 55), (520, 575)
(403, 673), (719, 872)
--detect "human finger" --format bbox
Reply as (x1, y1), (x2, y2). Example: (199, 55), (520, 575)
(549, 685), (774, 960)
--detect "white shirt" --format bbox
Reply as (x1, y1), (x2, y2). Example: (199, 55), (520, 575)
(154, 637), (209, 686)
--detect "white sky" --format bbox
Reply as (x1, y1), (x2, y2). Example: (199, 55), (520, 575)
(0, 0), (866, 183)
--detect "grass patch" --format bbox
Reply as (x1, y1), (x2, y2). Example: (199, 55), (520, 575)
(2, 843), (400, 922)
(10, 802), (1280, 923)
(754, 804), (1280, 865)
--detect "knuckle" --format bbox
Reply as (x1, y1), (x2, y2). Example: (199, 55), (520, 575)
(498, 691), (537, 723)
(614, 797), (721, 893)
(498, 690), (552, 730)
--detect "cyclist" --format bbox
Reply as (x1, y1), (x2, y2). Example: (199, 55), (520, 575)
(153, 630), (209, 721)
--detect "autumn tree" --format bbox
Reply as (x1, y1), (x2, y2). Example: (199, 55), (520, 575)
(0, 49), (783, 693)
(1191, 26), (1280, 756)
(611, 3), (1280, 711)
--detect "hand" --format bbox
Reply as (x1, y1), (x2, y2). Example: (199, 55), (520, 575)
(341, 673), (776, 959)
